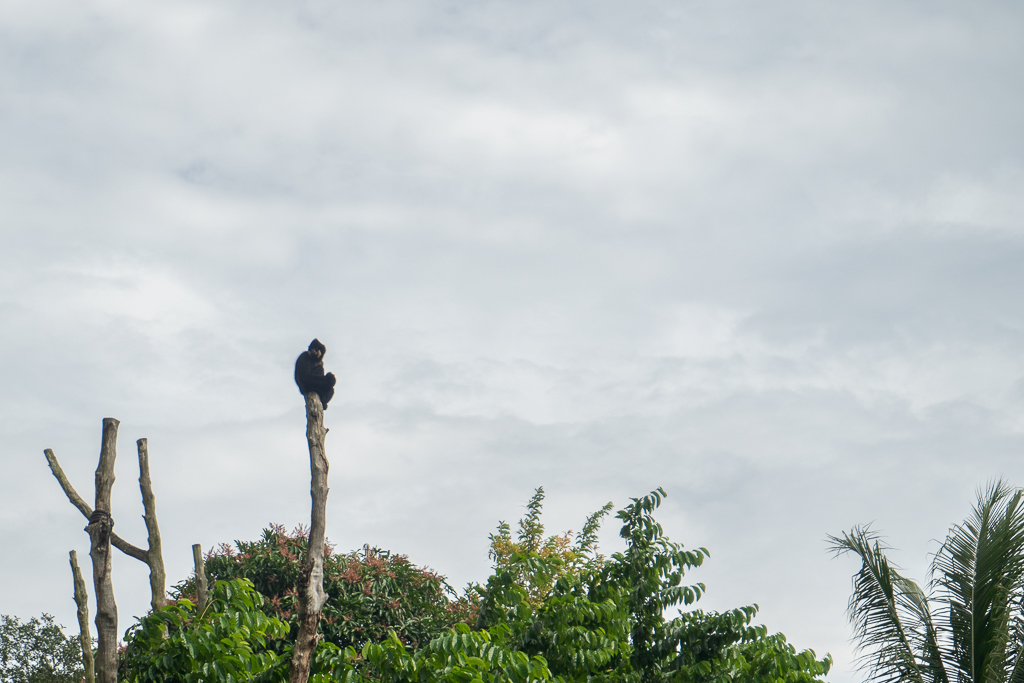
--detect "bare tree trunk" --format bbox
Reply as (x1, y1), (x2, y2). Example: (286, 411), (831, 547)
(88, 418), (119, 683)
(45, 433), (167, 611)
(136, 439), (166, 611)
(192, 544), (209, 614)
(70, 550), (95, 683)
(289, 392), (330, 683)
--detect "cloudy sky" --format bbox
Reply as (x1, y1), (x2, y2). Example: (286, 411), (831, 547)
(3, 0), (1024, 679)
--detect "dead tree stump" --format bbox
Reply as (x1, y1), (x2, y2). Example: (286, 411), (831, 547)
(289, 392), (330, 683)
(192, 543), (209, 615)
(45, 418), (170, 683)
(69, 550), (95, 683)
(136, 438), (166, 611)
(45, 426), (168, 618)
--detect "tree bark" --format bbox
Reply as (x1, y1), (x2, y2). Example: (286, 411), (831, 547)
(136, 438), (166, 611)
(192, 544), (209, 614)
(289, 392), (330, 683)
(70, 550), (95, 683)
(88, 417), (119, 683)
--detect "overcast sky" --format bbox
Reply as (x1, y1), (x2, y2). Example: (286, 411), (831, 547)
(3, 1), (1024, 680)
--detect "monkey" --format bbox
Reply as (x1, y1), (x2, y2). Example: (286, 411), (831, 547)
(294, 338), (336, 409)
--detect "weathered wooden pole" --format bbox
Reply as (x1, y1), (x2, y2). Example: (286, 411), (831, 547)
(136, 438), (166, 611)
(192, 543), (209, 614)
(69, 550), (95, 683)
(88, 417), (119, 683)
(289, 392), (330, 683)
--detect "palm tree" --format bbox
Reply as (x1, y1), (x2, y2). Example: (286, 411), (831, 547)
(829, 480), (1024, 683)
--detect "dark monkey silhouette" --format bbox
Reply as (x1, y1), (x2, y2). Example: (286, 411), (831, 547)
(294, 338), (336, 409)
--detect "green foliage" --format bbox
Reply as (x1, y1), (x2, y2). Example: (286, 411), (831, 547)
(119, 578), (289, 682)
(605, 487), (710, 680)
(474, 488), (626, 681)
(0, 613), (84, 683)
(830, 479), (1024, 683)
(475, 560), (628, 681)
(666, 607), (831, 683)
(117, 487), (829, 683)
(476, 487), (831, 683)
(177, 525), (475, 652)
(237, 623), (556, 683)
(486, 488), (614, 610)
(355, 623), (556, 682)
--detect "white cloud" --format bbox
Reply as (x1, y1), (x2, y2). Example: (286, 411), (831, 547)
(922, 167), (1024, 233)
(3, 3), (1024, 681)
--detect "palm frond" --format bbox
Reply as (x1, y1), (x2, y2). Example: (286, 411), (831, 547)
(932, 480), (1024, 683)
(899, 575), (949, 683)
(829, 525), (936, 683)
(1005, 601), (1024, 683)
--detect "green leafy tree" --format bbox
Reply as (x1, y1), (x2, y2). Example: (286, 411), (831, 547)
(119, 578), (289, 682)
(485, 488), (614, 609)
(117, 488), (829, 683)
(0, 614), (85, 683)
(477, 487), (831, 683)
(666, 607), (832, 683)
(599, 488), (829, 683)
(830, 479), (1024, 683)
(176, 525), (475, 652)
(352, 623), (556, 682)
(604, 487), (710, 680)
(474, 488), (627, 681)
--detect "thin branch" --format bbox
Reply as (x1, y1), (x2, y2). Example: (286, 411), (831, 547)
(44, 449), (92, 517)
(110, 533), (147, 563)
(45, 448), (149, 562)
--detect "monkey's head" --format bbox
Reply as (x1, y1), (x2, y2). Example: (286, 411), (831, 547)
(308, 338), (326, 360)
